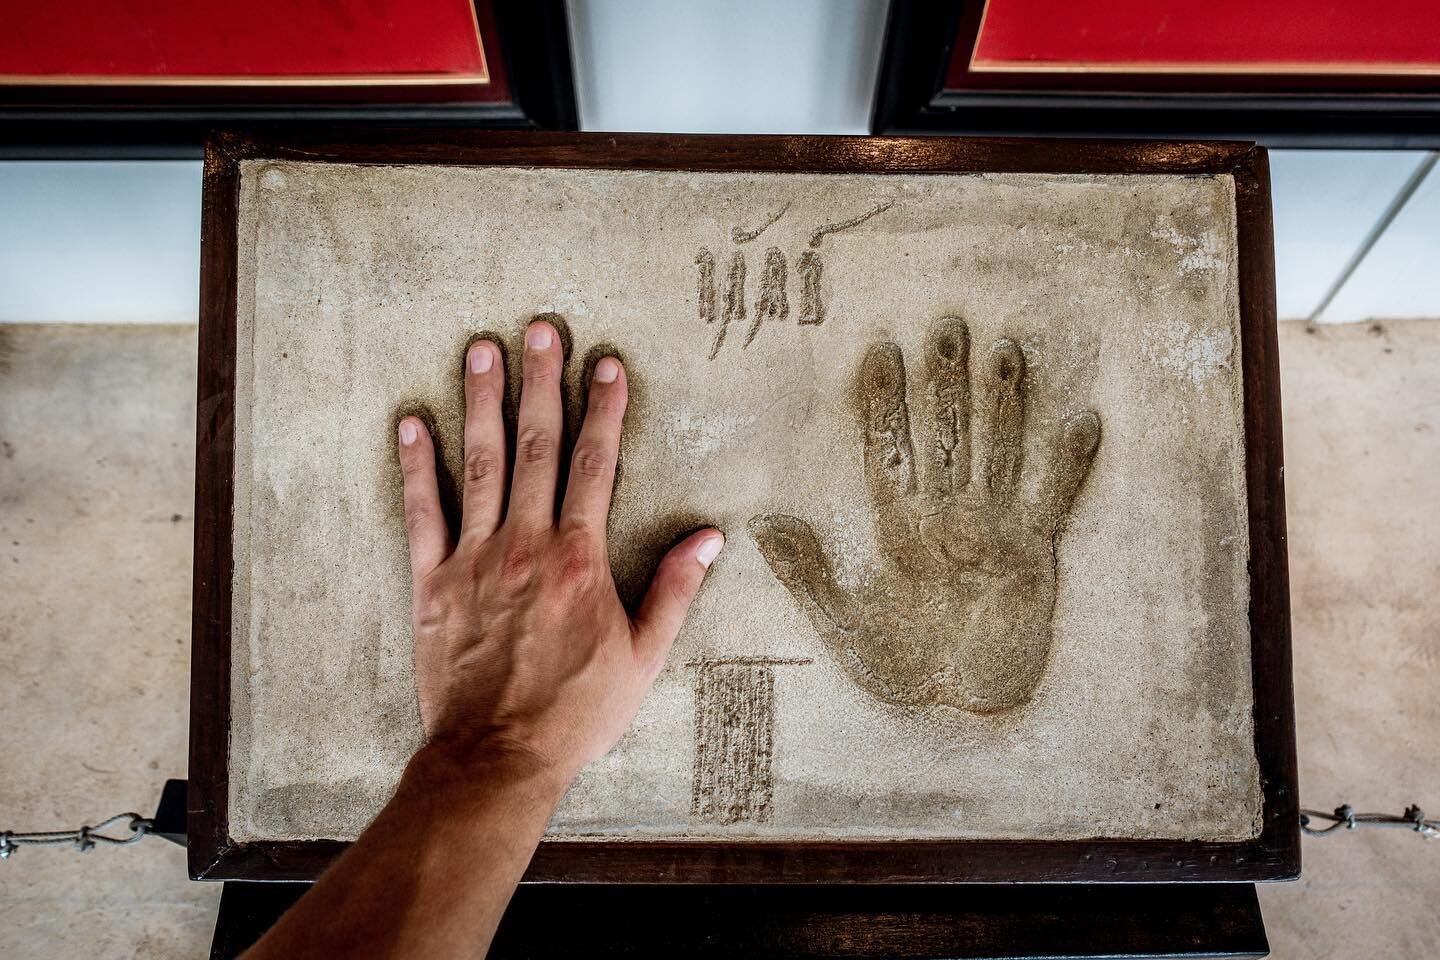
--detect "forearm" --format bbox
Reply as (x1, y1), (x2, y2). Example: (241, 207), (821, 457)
(245, 742), (570, 960)
(250, 324), (715, 957)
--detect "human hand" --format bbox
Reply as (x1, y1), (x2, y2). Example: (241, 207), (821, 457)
(751, 318), (1099, 714)
(396, 318), (724, 784)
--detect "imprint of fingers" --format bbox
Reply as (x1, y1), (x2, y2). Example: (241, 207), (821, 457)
(980, 337), (1026, 500)
(747, 514), (855, 632)
(856, 342), (916, 507)
(1034, 409), (1102, 529)
(923, 318), (972, 496)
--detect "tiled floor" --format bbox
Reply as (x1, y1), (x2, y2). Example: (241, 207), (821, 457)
(1257, 319), (1440, 958)
(0, 326), (219, 959)
(1, 320), (1437, 957)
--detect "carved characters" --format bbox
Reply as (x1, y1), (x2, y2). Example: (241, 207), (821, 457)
(694, 249), (715, 325)
(749, 247), (789, 347)
(797, 251), (824, 326)
(690, 656), (809, 824)
(808, 200), (894, 249)
(695, 199), (893, 359)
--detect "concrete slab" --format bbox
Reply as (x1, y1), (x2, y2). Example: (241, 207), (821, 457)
(228, 161), (1260, 843)
(0, 325), (219, 959)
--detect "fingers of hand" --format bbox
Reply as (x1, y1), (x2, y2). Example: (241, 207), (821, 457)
(632, 528), (724, 668)
(461, 340), (507, 542)
(923, 317), (971, 496)
(747, 514), (853, 633)
(397, 416), (450, 580)
(1037, 410), (1102, 526)
(857, 342), (916, 505)
(979, 338), (1026, 501)
(561, 356), (627, 530)
(507, 319), (565, 528)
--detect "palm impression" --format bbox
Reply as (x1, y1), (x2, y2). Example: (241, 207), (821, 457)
(750, 318), (1101, 714)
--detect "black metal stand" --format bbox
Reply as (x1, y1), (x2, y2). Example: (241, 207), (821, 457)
(149, 779), (189, 847)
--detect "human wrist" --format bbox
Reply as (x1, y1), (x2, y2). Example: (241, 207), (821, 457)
(404, 732), (575, 810)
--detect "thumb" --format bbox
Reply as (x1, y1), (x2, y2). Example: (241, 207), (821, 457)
(632, 528), (725, 666)
(748, 513), (855, 633)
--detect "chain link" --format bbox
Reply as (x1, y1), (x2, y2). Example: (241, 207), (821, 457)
(1300, 804), (1439, 839)
(2, 803), (1434, 861)
(0, 812), (152, 859)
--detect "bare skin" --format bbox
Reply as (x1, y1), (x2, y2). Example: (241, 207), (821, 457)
(244, 318), (724, 959)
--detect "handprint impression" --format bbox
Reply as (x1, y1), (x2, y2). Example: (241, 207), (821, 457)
(750, 319), (1101, 715)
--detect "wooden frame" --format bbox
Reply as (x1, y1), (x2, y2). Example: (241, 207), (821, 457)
(191, 130), (1298, 884)
(0, 1), (575, 159)
(872, 0), (1440, 147)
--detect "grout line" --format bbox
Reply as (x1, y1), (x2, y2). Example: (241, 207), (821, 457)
(1307, 151), (1439, 324)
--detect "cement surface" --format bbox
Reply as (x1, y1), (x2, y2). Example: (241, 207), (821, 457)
(229, 162), (1260, 842)
(0, 325), (219, 960)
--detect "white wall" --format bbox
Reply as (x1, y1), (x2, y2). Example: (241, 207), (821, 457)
(0, 2), (1436, 326)
(0, 161), (200, 324)
(568, 0), (888, 134)
(1270, 151), (1437, 322)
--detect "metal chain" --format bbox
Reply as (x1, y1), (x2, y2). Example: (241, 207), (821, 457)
(2, 804), (1434, 860)
(1300, 804), (1439, 839)
(0, 812), (152, 860)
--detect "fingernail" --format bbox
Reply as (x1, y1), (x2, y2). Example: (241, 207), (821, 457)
(469, 341), (493, 374)
(526, 323), (553, 350)
(695, 533), (724, 568)
(399, 420), (418, 445)
(594, 356), (620, 384)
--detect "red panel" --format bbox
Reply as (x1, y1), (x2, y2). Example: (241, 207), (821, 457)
(2, 0), (488, 83)
(969, 0), (1440, 73)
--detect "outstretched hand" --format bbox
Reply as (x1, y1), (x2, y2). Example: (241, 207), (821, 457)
(246, 319), (722, 960)
(397, 318), (725, 782)
(751, 318), (1099, 714)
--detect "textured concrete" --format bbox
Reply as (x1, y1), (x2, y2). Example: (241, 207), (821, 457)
(1256, 320), (1440, 958)
(229, 161), (1258, 842)
(0, 326), (218, 959)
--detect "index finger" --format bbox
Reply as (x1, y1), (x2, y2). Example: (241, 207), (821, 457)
(397, 416), (450, 580)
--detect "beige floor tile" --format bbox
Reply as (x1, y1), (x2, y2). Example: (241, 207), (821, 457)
(0, 325), (219, 960)
(1258, 320), (1440, 958)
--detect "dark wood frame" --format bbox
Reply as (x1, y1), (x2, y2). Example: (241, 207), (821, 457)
(872, 0), (1440, 147)
(0, 1), (576, 159)
(191, 130), (1298, 884)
